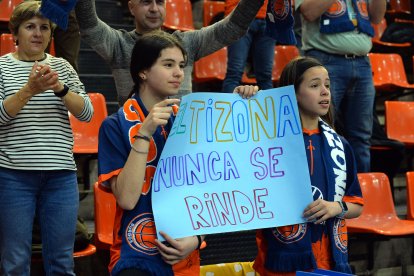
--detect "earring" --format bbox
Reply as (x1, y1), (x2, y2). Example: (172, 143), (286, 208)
(14, 39), (18, 46)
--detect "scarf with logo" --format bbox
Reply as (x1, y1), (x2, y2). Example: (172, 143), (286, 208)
(319, 0), (374, 37)
(258, 120), (353, 273)
(265, 0), (297, 44)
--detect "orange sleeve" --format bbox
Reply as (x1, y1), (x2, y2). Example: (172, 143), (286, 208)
(343, 195), (364, 206)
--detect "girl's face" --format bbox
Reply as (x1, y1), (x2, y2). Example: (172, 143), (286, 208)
(296, 66), (330, 122)
(141, 46), (185, 97)
(15, 16), (51, 60)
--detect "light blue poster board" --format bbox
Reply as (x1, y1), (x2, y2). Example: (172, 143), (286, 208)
(152, 86), (313, 240)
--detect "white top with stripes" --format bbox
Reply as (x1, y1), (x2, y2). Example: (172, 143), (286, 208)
(0, 53), (93, 170)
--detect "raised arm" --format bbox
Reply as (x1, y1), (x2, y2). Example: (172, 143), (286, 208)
(368, 0), (387, 24)
(74, 0), (126, 65)
(185, 0), (266, 60)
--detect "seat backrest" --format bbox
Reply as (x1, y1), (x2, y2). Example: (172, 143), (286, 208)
(0, 33), (17, 56)
(0, 0), (20, 22)
(203, 0), (225, 27)
(356, 172), (398, 219)
(406, 171), (414, 220)
(70, 92), (108, 154)
(389, 0), (411, 13)
(93, 182), (116, 249)
(193, 47), (227, 83)
(272, 45), (300, 85)
(368, 53), (410, 87)
(1, 33), (56, 56)
(371, 18), (387, 41)
(384, 100), (414, 144)
(163, 0), (194, 31)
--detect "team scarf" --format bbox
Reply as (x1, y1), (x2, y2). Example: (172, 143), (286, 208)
(262, 119), (352, 273)
(265, 0), (297, 45)
(40, 0), (76, 30)
(98, 92), (175, 276)
(319, 0), (374, 37)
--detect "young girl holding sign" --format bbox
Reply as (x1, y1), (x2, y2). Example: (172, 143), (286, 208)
(253, 57), (364, 275)
(97, 30), (258, 276)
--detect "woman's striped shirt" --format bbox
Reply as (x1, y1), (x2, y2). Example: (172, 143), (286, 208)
(0, 53), (93, 170)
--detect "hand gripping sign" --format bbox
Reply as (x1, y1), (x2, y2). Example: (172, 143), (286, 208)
(152, 86), (313, 240)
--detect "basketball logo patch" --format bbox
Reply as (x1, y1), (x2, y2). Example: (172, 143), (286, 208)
(272, 223), (307, 244)
(356, 0), (369, 18)
(312, 186), (324, 201)
(326, 0), (347, 17)
(333, 218), (348, 253)
(125, 213), (159, 255)
(268, 0), (290, 21)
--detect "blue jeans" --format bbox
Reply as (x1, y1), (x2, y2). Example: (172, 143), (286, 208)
(305, 50), (375, 172)
(0, 168), (79, 276)
(222, 19), (276, 93)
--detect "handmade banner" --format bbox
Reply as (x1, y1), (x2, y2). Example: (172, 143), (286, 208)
(152, 86), (313, 240)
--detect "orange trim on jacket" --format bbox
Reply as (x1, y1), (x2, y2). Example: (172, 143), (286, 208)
(343, 195), (364, 206)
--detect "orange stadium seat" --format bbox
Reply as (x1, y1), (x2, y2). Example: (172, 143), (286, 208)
(241, 71), (257, 85)
(73, 244), (97, 258)
(406, 171), (414, 220)
(241, 45), (300, 86)
(389, 0), (411, 13)
(70, 92), (108, 191)
(0, 33), (17, 55)
(70, 92), (108, 154)
(1, 33), (56, 56)
(272, 45), (300, 85)
(163, 0), (194, 31)
(32, 243), (96, 264)
(371, 18), (411, 50)
(347, 172), (414, 235)
(385, 100), (414, 170)
(384, 100), (414, 146)
(193, 47), (227, 83)
(203, 0), (225, 27)
(346, 172), (414, 270)
(0, 0), (21, 22)
(386, 0), (411, 20)
(94, 182), (116, 249)
(93, 181), (207, 250)
(194, 45), (300, 88)
(369, 53), (414, 94)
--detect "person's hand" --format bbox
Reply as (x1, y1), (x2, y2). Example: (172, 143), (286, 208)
(139, 98), (180, 137)
(233, 85), (259, 99)
(303, 199), (342, 224)
(24, 62), (62, 95)
(155, 231), (198, 265)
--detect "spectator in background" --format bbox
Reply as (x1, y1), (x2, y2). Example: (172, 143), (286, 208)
(0, 1), (93, 275)
(38, 0), (80, 71)
(222, 0), (275, 93)
(254, 56), (363, 275)
(296, 0), (387, 172)
(51, 10), (81, 72)
(191, 0), (204, 29)
(74, 0), (268, 105)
